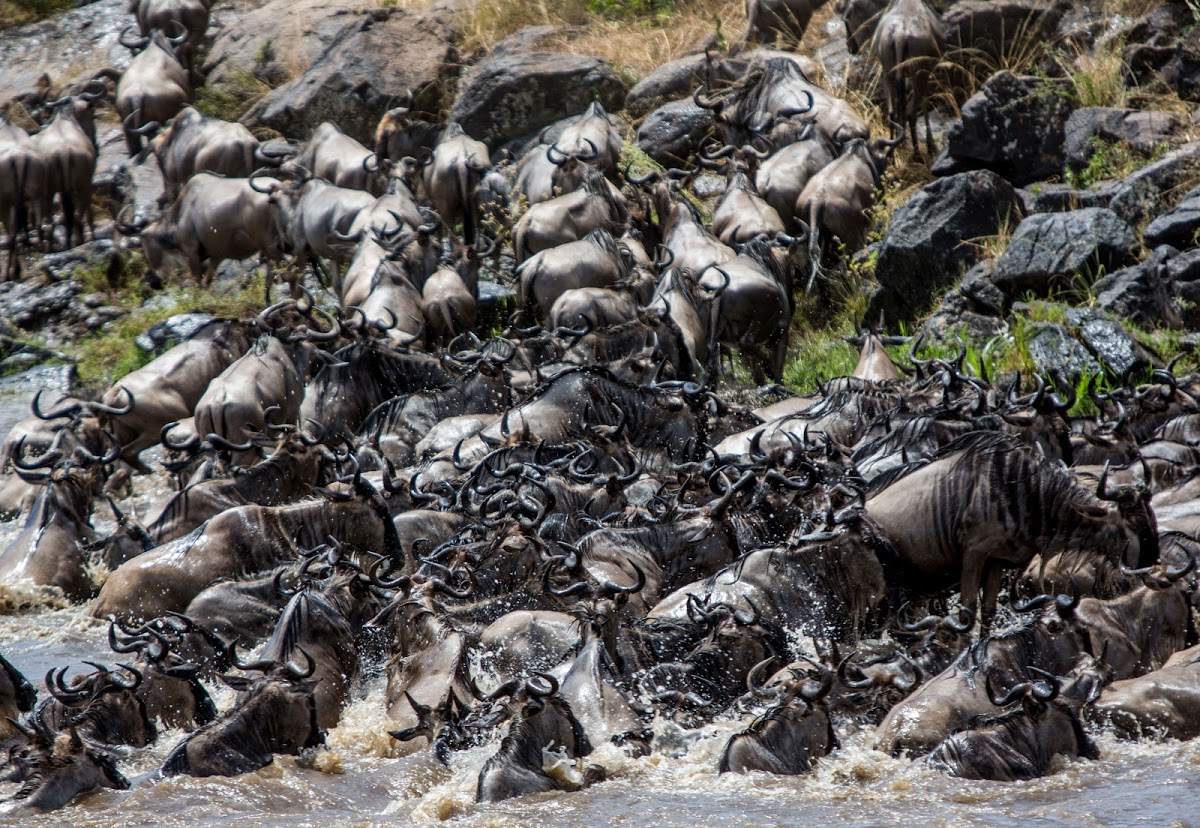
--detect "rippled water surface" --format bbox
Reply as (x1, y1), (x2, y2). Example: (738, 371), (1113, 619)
(1, 388), (1199, 827)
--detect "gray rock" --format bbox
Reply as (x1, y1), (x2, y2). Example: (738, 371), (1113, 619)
(246, 3), (461, 143)
(0, 364), (75, 395)
(136, 313), (217, 353)
(958, 260), (1007, 315)
(1063, 107), (1185, 169)
(1092, 246), (1182, 329)
(477, 280), (516, 331)
(1079, 318), (1152, 378)
(0, 0), (132, 111)
(1144, 184), (1200, 248)
(1164, 26), (1200, 102)
(938, 71), (1074, 186)
(489, 26), (562, 58)
(1108, 141), (1200, 226)
(1017, 181), (1118, 214)
(867, 170), (1022, 324)
(636, 99), (714, 166)
(450, 51), (627, 150)
(921, 294), (1009, 345)
(993, 208), (1138, 296)
(38, 239), (117, 281)
(115, 155), (166, 226)
(626, 54), (712, 119)
(1167, 247), (1200, 328)
(0, 280), (82, 331)
(1026, 323), (1101, 388)
(204, 0), (365, 88)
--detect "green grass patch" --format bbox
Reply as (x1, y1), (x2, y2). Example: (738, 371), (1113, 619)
(70, 258), (267, 389)
(193, 70), (271, 123)
(1064, 137), (1170, 190)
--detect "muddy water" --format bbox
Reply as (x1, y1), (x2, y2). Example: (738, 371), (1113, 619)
(1, 387), (1199, 826)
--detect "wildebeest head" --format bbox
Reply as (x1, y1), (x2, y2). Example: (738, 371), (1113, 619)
(40, 662), (156, 748)
(161, 650), (323, 778)
(3, 716), (129, 812)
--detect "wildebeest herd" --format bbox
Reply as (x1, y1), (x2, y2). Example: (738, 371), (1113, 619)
(1, 0), (1199, 817)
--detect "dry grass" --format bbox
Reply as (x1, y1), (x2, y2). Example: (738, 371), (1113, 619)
(0, 0), (72, 29)
(461, 0), (745, 78)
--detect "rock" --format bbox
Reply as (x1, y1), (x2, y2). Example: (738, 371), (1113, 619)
(921, 291), (1010, 344)
(246, 3), (461, 144)
(1108, 142), (1200, 226)
(477, 280), (516, 331)
(136, 313), (217, 353)
(92, 125), (129, 196)
(0, 364), (75, 396)
(1165, 27), (1200, 102)
(1026, 323), (1101, 388)
(1092, 246), (1182, 329)
(450, 51), (627, 150)
(1017, 181), (1118, 214)
(626, 54), (713, 119)
(1169, 247), (1200, 328)
(0, 0), (132, 110)
(1078, 318), (1152, 378)
(0, 280), (83, 331)
(938, 71), (1073, 186)
(489, 25), (562, 58)
(1123, 2), (1195, 86)
(115, 156), (166, 227)
(1063, 107), (1185, 169)
(958, 260), (1007, 315)
(993, 208), (1138, 296)
(38, 239), (117, 281)
(203, 0), (364, 88)
(1144, 184), (1200, 248)
(636, 99), (714, 166)
(867, 170), (1022, 325)
(942, 1), (1070, 64)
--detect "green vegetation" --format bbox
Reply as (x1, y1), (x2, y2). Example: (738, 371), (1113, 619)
(193, 71), (271, 123)
(68, 254), (267, 389)
(1064, 137), (1169, 190)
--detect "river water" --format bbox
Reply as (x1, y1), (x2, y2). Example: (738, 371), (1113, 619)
(1, 380), (1199, 827)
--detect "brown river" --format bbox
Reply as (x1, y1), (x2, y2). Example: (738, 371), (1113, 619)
(0, 384), (1198, 827)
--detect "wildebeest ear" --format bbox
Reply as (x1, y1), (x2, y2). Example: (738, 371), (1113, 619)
(217, 673), (254, 691)
(682, 522), (715, 544)
(389, 727), (423, 742)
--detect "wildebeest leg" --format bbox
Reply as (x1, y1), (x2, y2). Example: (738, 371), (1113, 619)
(959, 552), (984, 635)
(924, 110), (935, 160)
(771, 331), (787, 385)
(979, 562), (1006, 637)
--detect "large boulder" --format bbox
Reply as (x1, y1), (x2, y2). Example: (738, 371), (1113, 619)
(1144, 184), (1200, 248)
(942, 1), (1070, 64)
(993, 208), (1138, 296)
(1078, 318), (1152, 379)
(0, 0), (132, 110)
(1025, 323), (1101, 388)
(637, 99), (714, 166)
(626, 54), (713, 119)
(450, 51), (627, 150)
(934, 72), (1073, 186)
(867, 170), (1023, 325)
(1063, 107), (1184, 170)
(243, 3), (461, 143)
(1091, 246), (1182, 329)
(203, 0), (365, 88)
(1107, 142), (1200, 227)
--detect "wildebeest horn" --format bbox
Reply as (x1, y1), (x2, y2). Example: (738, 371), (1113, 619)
(987, 677), (1032, 707)
(485, 678), (522, 701)
(525, 672), (559, 698)
(206, 433), (254, 452)
(13, 437), (61, 470)
(31, 389), (82, 421)
(943, 605), (975, 634)
(248, 167), (280, 193)
(546, 143), (569, 166)
(746, 656), (779, 698)
(624, 164), (659, 185)
(161, 422), (199, 452)
(119, 25), (149, 50)
(692, 85), (720, 110)
(93, 386), (135, 415)
(284, 649), (316, 680)
(897, 602), (940, 632)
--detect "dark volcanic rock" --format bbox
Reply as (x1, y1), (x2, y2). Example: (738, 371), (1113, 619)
(867, 170), (1022, 325)
(136, 313), (217, 353)
(1107, 142), (1200, 226)
(1078, 318), (1152, 378)
(1026, 324), (1101, 388)
(1165, 27), (1200, 102)
(958, 260), (1007, 315)
(936, 71), (1073, 186)
(1169, 247), (1200, 328)
(993, 208), (1138, 295)
(450, 51), (627, 150)
(1092, 246), (1182, 329)
(1063, 107), (1185, 169)
(1144, 184), (1200, 248)
(1017, 182), (1117, 214)
(246, 3), (461, 143)
(626, 54), (713, 119)
(637, 99), (714, 166)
